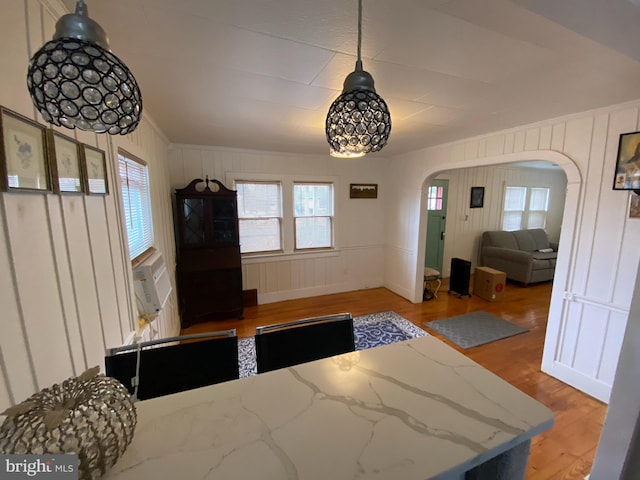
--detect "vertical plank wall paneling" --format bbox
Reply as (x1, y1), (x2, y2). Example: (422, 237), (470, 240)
(84, 198), (123, 349)
(47, 196), (85, 375)
(0, 0), (178, 411)
(169, 146), (387, 304)
(0, 1), (52, 405)
(386, 102), (640, 402)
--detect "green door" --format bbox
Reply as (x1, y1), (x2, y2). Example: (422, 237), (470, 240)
(425, 180), (448, 273)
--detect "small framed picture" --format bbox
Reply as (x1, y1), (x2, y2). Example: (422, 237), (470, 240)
(470, 186), (484, 208)
(81, 144), (108, 195)
(350, 183), (378, 199)
(614, 131), (640, 190)
(47, 130), (83, 194)
(630, 194), (640, 218)
(0, 106), (50, 192)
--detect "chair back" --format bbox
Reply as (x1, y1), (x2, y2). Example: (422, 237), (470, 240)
(105, 330), (239, 400)
(255, 313), (355, 373)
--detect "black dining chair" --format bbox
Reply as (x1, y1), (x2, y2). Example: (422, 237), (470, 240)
(254, 313), (355, 373)
(105, 329), (239, 401)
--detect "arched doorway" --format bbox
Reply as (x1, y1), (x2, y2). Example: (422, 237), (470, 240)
(414, 150), (582, 393)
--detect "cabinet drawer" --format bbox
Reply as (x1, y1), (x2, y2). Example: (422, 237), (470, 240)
(179, 247), (241, 270)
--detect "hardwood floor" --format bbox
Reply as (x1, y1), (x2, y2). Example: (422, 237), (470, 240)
(183, 279), (606, 480)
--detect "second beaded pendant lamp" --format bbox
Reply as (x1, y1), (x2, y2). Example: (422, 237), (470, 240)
(326, 0), (391, 158)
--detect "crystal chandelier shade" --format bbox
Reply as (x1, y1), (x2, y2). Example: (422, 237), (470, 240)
(325, 0), (391, 156)
(26, 0), (142, 135)
(326, 89), (391, 155)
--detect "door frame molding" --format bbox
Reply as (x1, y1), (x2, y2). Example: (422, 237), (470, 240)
(424, 179), (448, 273)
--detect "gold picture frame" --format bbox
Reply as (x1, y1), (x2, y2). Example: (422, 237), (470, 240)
(47, 129), (83, 194)
(0, 106), (50, 193)
(81, 144), (108, 195)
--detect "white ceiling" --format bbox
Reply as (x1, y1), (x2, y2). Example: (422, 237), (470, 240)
(63, 0), (640, 157)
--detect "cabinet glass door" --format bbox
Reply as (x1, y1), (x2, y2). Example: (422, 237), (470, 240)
(212, 198), (238, 245)
(181, 198), (206, 246)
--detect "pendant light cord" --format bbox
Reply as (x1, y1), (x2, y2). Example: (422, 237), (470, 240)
(356, 0), (363, 68)
(357, 0), (362, 62)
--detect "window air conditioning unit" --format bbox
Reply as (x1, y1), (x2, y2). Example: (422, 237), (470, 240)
(133, 251), (172, 315)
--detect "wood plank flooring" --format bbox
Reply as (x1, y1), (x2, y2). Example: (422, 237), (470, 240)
(183, 279), (606, 480)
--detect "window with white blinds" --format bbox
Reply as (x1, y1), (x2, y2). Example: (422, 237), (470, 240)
(501, 186), (550, 231)
(502, 186), (526, 231)
(293, 182), (334, 249)
(118, 150), (153, 259)
(527, 187), (550, 229)
(236, 181), (282, 253)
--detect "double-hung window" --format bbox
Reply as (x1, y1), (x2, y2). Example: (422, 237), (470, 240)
(527, 187), (550, 229)
(236, 181), (282, 253)
(118, 150), (153, 260)
(501, 186), (550, 231)
(293, 182), (334, 250)
(502, 186), (527, 231)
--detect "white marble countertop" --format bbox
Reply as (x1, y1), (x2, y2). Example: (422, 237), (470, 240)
(105, 335), (553, 480)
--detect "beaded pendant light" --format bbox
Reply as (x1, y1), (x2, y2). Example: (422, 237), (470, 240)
(326, 0), (391, 157)
(26, 0), (142, 135)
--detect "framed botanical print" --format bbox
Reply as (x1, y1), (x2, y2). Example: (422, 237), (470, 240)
(0, 106), (50, 192)
(81, 144), (108, 195)
(47, 130), (83, 194)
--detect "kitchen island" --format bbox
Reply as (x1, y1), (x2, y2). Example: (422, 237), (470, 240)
(106, 335), (553, 479)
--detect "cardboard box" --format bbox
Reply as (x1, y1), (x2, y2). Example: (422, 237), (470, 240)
(473, 266), (506, 302)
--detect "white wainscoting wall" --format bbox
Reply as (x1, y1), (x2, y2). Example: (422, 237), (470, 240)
(168, 145), (388, 304)
(0, 0), (179, 412)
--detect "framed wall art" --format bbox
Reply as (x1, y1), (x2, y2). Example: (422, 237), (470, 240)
(350, 183), (378, 199)
(614, 131), (640, 190)
(630, 194), (640, 218)
(47, 130), (83, 194)
(81, 144), (108, 195)
(0, 106), (50, 193)
(470, 186), (484, 208)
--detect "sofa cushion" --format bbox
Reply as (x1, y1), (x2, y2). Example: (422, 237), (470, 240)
(511, 228), (551, 252)
(482, 230), (519, 250)
(528, 229), (551, 251)
(512, 230), (536, 252)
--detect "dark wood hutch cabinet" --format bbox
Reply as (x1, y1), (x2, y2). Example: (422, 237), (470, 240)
(174, 177), (243, 327)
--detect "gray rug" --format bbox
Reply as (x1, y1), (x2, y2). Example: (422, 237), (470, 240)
(423, 311), (527, 349)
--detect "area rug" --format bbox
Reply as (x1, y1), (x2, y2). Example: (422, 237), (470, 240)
(238, 311), (427, 377)
(423, 311), (527, 349)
